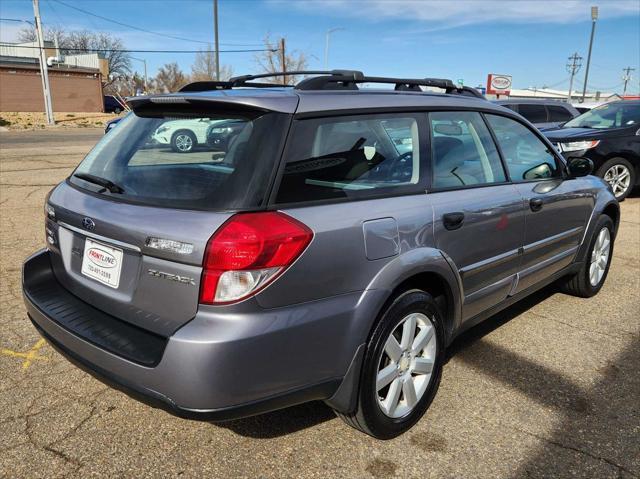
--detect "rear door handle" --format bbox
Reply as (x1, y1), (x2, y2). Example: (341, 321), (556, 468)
(443, 212), (465, 231)
(529, 198), (544, 212)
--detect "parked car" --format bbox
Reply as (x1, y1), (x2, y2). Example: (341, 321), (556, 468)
(103, 95), (124, 114)
(205, 119), (247, 151)
(544, 100), (640, 200)
(493, 99), (580, 129)
(23, 71), (619, 439)
(151, 118), (222, 153)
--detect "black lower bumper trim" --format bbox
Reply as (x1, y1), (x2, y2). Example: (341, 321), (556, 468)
(31, 316), (340, 421)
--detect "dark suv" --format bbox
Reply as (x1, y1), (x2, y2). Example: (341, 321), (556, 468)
(23, 71), (619, 439)
(544, 101), (640, 200)
(494, 99), (580, 129)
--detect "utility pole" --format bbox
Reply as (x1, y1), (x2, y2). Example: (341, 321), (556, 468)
(32, 0), (54, 125)
(280, 38), (286, 85)
(566, 52), (583, 102)
(622, 66), (635, 97)
(581, 6), (598, 102)
(213, 0), (220, 81)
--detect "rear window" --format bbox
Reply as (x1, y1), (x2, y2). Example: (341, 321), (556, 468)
(517, 104), (548, 123)
(276, 114), (425, 204)
(70, 109), (289, 210)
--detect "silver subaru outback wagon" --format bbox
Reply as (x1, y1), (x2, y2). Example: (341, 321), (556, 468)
(23, 71), (619, 439)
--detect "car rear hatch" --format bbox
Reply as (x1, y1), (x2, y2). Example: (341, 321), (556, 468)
(45, 94), (295, 337)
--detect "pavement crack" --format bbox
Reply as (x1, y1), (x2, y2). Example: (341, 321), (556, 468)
(512, 426), (638, 478)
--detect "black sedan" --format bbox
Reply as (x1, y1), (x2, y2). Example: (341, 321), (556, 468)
(544, 101), (640, 200)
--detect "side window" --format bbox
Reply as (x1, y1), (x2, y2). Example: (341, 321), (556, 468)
(517, 104), (548, 123)
(486, 114), (561, 182)
(276, 114), (423, 204)
(548, 104), (574, 122)
(430, 111), (506, 189)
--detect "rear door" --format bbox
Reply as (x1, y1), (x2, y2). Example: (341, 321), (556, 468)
(485, 114), (594, 293)
(427, 111), (526, 321)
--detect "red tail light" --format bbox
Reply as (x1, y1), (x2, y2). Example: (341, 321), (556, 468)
(199, 212), (313, 304)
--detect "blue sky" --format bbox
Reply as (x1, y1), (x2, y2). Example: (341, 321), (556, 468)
(0, 0), (638, 93)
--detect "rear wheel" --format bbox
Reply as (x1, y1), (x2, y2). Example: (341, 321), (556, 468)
(335, 290), (444, 439)
(597, 158), (635, 201)
(560, 215), (614, 297)
(171, 130), (196, 153)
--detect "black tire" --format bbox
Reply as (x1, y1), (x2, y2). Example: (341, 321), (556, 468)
(335, 289), (445, 439)
(170, 130), (197, 153)
(596, 157), (635, 201)
(560, 215), (614, 298)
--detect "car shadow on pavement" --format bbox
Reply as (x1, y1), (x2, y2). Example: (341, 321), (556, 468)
(448, 285), (639, 477)
(216, 400), (336, 439)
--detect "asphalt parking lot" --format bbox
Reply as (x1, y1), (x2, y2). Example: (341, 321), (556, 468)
(1, 129), (639, 478)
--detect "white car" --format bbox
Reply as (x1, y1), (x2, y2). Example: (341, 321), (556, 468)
(151, 118), (216, 153)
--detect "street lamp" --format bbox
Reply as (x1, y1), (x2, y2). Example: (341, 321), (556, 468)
(324, 27), (344, 70)
(580, 6), (598, 102)
(130, 56), (148, 94)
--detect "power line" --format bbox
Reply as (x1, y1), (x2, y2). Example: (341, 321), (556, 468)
(0, 44), (276, 54)
(49, 0), (263, 47)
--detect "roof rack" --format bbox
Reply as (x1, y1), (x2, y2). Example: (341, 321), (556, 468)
(178, 70), (485, 99)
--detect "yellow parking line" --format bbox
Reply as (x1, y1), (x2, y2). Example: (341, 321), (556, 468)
(0, 338), (48, 369)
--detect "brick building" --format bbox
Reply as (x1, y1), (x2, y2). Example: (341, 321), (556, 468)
(0, 41), (107, 112)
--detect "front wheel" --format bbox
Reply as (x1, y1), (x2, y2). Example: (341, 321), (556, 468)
(560, 215), (614, 298)
(597, 158), (635, 201)
(335, 290), (444, 439)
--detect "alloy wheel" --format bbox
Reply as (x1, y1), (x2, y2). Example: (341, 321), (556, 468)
(589, 227), (611, 286)
(376, 313), (437, 419)
(604, 164), (631, 198)
(175, 134), (193, 152)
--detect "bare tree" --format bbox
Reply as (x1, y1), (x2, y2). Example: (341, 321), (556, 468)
(104, 73), (150, 97)
(155, 62), (188, 93)
(18, 26), (131, 77)
(254, 34), (308, 85)
(191, 47), (234, 82)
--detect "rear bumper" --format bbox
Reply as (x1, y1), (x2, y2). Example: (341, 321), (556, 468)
(23, 249), (379, 419)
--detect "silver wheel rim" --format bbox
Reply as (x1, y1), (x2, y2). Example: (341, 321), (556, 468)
(376, 312), (437, 419)
(589, 227), (611, 286)
(175, 134), (193, 152)
(604, 164), (631, 198)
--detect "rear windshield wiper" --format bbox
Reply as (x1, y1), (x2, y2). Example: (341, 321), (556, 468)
(73, 173), (125, 194)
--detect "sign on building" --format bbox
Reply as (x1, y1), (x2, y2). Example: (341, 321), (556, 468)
(486, 74), (512, 96)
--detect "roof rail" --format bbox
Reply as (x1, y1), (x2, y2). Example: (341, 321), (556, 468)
(178, 70), (485, 99)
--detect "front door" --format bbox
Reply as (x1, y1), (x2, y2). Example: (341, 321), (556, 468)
(485, 114), (594, 293)
(427, 111), (526, 321)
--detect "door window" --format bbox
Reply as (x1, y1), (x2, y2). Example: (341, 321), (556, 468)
(547, 104), (574, 122)
(486, 114), (561, 182)
(276, 114), (423, 203)
(517, 104), (548, 123)
(429, 111), (506, 189)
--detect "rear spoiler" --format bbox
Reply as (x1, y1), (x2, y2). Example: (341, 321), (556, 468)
(126, 93), (298, 115)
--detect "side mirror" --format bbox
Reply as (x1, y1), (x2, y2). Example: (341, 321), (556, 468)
(567, 157), (594, 178)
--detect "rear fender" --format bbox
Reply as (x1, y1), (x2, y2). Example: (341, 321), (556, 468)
(362, 247), (463, 345)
